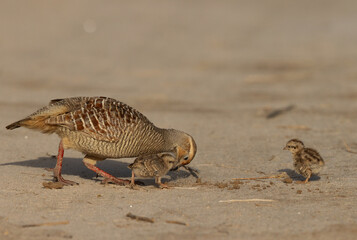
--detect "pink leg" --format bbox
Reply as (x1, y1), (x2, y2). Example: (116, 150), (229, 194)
(155, 176), (169, 189)
(296, 170), (312, 184)
(131, 171), (135, 185)
(83, 162), (130, 186)
(50, 140), (78, 185)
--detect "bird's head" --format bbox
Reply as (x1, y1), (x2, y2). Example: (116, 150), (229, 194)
(158, 152), (178, 170)
(283, 139), (304, 154)
(166, 130), (197, 170)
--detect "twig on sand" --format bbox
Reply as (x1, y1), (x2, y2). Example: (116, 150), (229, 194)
(22, 221), (69, 228)
(182, 165), (200, 178)
(219, 199), (275, 203)
(166, 220), (188, 226)
(278, 125), (311, 131)
(232, 172), (287, 181)
(126, 213), (154, 223)
(266, 105), (294, 119)
(172, 187), (199, 190)
(343, 140), (357, 154)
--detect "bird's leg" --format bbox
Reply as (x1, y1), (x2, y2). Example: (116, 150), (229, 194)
(296, 170), (312, 184)
(83, 156), (130, 186)
(126, 171), (141, 190)
(130, 171), (135, 186)
(303, 171), (312, 184)
(156, 176), (169, 189)
(50, 140), (78, 185)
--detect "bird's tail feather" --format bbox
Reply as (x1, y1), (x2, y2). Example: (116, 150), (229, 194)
(5, 100), (71, 133)
(6, 120), (23, 130)
(6, 116), (57, 133)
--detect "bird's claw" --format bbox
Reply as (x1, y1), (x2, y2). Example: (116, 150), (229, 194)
(158, 183), (170, 189)
(54, 176), (78, 186)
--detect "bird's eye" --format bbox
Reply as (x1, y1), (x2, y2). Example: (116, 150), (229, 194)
(183, 156), (189, 160)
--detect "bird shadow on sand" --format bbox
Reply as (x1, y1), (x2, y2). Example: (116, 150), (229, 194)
(0, 156), (193, 184)
(278, 168), (321, 181)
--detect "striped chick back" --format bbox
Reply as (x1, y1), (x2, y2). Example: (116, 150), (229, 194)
(129, 152), (177, 178)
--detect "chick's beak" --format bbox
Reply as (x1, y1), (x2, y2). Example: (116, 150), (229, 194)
(283, 146), (288, 150)
(170, 166), (179, 171)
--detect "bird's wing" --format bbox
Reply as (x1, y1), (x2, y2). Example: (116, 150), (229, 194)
(301, 148), (324, 165)
(147, 157), (166, 176)
(45, 97), (152, 142)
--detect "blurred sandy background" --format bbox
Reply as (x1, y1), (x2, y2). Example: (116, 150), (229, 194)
(1, 1), (357, 239)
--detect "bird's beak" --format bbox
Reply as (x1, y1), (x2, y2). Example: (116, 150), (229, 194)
(283, 146), (288, 150)
(170, 166), (179, 171)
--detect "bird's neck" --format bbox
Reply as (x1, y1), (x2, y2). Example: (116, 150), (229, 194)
(158, 128), (182, 151)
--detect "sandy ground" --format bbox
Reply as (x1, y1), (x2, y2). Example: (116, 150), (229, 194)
(1, 1), (357, 239)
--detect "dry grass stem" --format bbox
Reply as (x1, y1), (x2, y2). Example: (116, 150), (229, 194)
(126, 213), (154, 223)
(172, 187), (199, 190)
(182, 165), (200, 178)
(166, 220), (188, 226)
(232, 172), (287, 181)
(266, 105), (294, 119)
(278, 125), (311, 131)
(22, 221), (69, 228)
(219, 199), (275, 203)
(343, 140), (357, 154)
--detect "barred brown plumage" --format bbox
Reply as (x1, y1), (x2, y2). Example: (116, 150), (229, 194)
(283, 139), (325, 183)
(6, 96), (197, 186)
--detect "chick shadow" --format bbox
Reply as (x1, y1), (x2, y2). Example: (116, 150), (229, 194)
(0, 156), (192, 184)
(278, 168), (321, 181)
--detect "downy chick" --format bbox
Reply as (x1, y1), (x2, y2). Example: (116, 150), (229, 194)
(128, 152), (178, 188)
(284, 139), (325, 183)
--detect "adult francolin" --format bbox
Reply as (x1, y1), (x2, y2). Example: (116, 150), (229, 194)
(6, 97), (197, 185)
(283, 139), (324, 183)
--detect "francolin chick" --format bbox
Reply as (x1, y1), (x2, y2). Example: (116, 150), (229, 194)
(128, 152), (177, 188)
(6, 97), (197, 186)
(283, 139), (325, 183)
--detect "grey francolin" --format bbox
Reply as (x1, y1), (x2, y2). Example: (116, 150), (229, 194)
(128, 151), (178, 188)
(283, 139), (325, 183)
(6, 97), (197, 185)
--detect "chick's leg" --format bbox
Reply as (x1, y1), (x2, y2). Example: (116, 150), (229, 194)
(296, 170), (312, 184)
(83, 155), (130, 185)
(155, 176), (169, 189)
(51, 140), (78, 185)
(303, 170), (312, 184)
(131, 171), (135, 185)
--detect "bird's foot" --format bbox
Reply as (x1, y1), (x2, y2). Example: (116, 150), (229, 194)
(101, 177), (130, 186)
(54, 175), (78, 186)
(126, 183), (141, 190)
(47, 166), (78, 185)
(158, 183), (170, 189)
